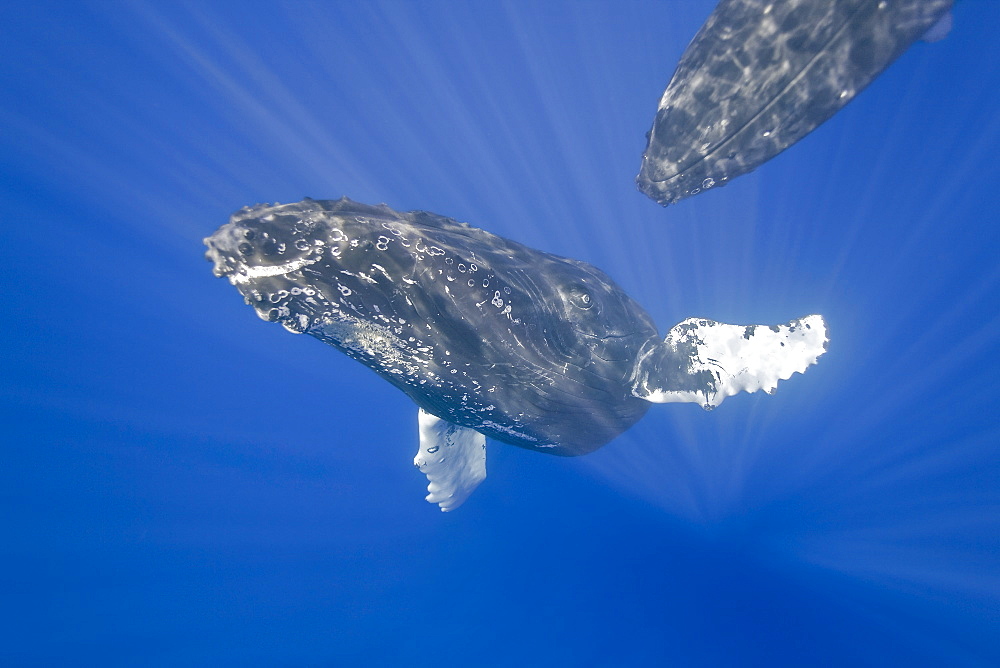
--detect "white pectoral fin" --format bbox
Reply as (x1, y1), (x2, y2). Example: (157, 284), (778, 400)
(414, 409), (486, 512)
(634, 314), (828, 410)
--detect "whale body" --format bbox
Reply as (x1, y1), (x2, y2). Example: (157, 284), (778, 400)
(205, 198), (828, 510)
(638, 0), (954, 206)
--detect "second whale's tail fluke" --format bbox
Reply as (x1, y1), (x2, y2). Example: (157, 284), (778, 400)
(631, 315), (828, 410)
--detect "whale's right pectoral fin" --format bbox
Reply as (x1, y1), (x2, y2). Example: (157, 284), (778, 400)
(632, 314), (828, 410)
(414, 409), (486, 512)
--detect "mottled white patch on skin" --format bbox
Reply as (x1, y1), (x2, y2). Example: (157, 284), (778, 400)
(478, 419), (545, 445)
(312, 313), (427, 378)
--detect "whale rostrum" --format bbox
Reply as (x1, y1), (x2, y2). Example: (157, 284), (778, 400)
(205, 198), (827, 510)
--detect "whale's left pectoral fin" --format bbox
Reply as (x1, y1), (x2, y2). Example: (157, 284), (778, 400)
(633, 314), (828, 410)
(414, 409), (486, 512)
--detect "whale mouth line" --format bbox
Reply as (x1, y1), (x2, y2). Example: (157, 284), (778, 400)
(229, 257), (319, 284)
(579, 330), (636, 342)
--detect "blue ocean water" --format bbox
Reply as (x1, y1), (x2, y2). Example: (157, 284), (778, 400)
(2, 1), (998, 665)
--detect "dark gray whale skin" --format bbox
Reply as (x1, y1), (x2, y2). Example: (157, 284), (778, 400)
(205, 198), (658, 456)
(638, 0), (953, 206)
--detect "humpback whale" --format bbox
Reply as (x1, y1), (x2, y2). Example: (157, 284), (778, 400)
(205, 198), (827, 510)
(638, 0), (954, 206)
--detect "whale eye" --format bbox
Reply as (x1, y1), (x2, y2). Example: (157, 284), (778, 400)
(566, 284), (594, 310)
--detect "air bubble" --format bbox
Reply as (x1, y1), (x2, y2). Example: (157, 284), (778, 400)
(238, 242), (254, 255)
(295, 239), (311, 251)
(702, 177), (715, 189)
(427, 445), (439, 454)
(468, 279), (475, 287)
(458, 263), (466, 272)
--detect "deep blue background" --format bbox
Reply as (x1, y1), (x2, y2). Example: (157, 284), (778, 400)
(2, 1), (998, 665)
